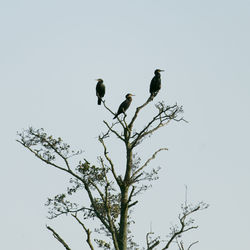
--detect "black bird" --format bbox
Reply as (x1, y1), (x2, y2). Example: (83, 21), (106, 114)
(149, 69), (164, 99)
(96, 79), (105, 105)
(113, 93), (134, 119)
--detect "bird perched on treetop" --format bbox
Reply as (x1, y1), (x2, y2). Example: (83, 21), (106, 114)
(113, 93), (134, 119)
(96, 79), (105, 105)
(149, 69), (164, 99)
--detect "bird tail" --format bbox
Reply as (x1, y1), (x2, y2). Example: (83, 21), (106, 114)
(148, 93), (155, 101)
(98, 97), (102, 105)
(149, 91), (158, 100)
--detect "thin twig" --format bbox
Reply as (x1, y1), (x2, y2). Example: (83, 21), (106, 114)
(162, 206), (201, 249)
(98, 137), (121, 187)
(187, 241), (199, 250)
(103, 121), (125, 141)
(132, 148), (168, 179)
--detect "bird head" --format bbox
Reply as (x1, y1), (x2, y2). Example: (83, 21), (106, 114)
(125, 93), (135, 98)
(155, 69), (164, 74)
(96, 78), (103, 83)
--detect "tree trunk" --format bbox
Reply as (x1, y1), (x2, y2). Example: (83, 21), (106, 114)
(118, 185), (129, 250)
(118, 147), (132, 250)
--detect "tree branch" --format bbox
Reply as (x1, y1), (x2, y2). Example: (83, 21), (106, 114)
(83, 183), (111, 231)
(132, 148), (168, 180)
(16, 140), (69, 173)
(162, 203), (207, 250)
(146, 232), (160, 250)
(71, 213), (94, 250)
(103, 121), (125, 142)
(103, 101), (126, 130)
(98, 136), (121, 187)
(131, 104), (182, 148)
(102, 100), (116, 117)
(28, 129), (72, 171)
(187, 241), (199, 250)
(46, 225), (71, 250)
(128, 97), (153, 130)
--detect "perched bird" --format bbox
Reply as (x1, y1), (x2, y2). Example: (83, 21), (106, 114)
(96, 79), (105, 105)
(149, 69), (164, 99)
(113, 93), (134, 119)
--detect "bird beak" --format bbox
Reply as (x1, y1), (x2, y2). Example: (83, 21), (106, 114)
(160, 70), (165, 72)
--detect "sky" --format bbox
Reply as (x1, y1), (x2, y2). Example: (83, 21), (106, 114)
(1, 0), (250, 249)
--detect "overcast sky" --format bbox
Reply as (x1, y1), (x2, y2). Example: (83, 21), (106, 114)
(1, 0), (250, 249)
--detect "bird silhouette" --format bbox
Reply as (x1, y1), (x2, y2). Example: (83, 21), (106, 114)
(113, 93), (134, 119)
(96, 79), (105, 105)
(149, 69), (164, 99)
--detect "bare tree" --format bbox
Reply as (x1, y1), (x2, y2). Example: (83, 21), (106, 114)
(17, 95), (208, 250)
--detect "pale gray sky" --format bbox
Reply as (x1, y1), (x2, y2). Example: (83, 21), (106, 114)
(1, 0), (250, 249)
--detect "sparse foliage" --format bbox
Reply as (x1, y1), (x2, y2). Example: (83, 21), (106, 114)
(17, 96), (207, 250)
